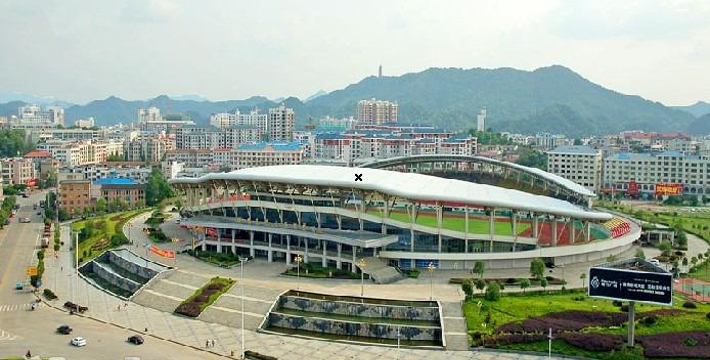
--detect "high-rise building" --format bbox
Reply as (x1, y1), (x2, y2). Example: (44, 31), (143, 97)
(210, 109), (268, 133)
(268, 104), (295, 141)
(16, 104), (64, 127)
(547, 145), (603, 193)
(357, 98), (398, 124)
(476, 108), (487, 132)
(138, 107), (162, 123)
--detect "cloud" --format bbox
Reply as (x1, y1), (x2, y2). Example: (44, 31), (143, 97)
(121, 0), (181, 23)
(547, 0), (710, 41)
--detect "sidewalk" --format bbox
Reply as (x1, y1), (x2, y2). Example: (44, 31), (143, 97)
(37, 218), (565, 360)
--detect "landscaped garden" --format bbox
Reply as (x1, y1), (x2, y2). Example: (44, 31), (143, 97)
(282, 262), (362, 279)
(184, 249), (244, 267)
(462, 289), (710, 359)
(174, 277), (235, 317)
(72, 209), (148, 264)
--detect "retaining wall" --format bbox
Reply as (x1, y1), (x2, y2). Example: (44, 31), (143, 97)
(279, 295), (440, 322)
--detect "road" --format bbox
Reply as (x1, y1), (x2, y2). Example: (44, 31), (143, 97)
(0, 192), (224, 360)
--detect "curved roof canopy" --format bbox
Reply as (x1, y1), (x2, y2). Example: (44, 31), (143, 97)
(359, 154), (596, 198)
(171, 165), (611, 221)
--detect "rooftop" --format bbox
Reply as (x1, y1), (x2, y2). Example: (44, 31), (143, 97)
(94, 177), (137, 185)
(171, 165), (611, 221)
(548, 145), (599, 155)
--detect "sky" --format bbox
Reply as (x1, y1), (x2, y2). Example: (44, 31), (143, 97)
(1, 0), (709, 105)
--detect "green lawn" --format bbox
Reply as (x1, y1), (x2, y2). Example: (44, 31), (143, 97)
(462, 291), (709, 336)
(72, 209), (148, 264)
(368, 210), (530, 236)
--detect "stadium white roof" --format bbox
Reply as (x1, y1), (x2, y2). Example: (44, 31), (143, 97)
(171, 165), (612, 221)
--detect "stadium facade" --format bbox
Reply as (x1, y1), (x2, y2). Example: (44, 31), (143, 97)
(170, 164), (640, 272)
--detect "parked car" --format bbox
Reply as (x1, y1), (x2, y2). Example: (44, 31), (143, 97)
(19, 217), (31, 223)
(15, 282), (23, 290)
(70, 337), (87, 347)
(127, 335), (144, 345)
(56, 325), (73, 335)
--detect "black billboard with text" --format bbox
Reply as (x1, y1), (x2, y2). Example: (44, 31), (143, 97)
(588, 267), (673, 305)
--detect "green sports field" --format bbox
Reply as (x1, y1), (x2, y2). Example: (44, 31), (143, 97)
(367, 210), (530, 236)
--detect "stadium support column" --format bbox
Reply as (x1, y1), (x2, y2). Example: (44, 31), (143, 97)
(249, 231), (255, 257)
(352, 246), (357, 269)
(512, 211), (518, 251)
(569, 218), (575, 244)
(322, 240), (327, 267)
(267, 233), (273, 262)
(201, 231), (206, 251)
(286, 235), (291, 265)
(409, 202), (417, 253)
(532, 212), (539, 239)
(551, 216), (558, 247)
(585, 221), (591, 244)
(305, 238), (309, 263)
(231, 230), (236, 254)
(336, 243), (342, 269)
(436, 201), (443, 253)
(217, 230), (222, 253)
(464, 206), (469, 253)
(489, 208), (495, 252)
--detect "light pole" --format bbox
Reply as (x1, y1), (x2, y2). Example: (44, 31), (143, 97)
(358, 258), (367, 297)
(239, 256), (247, 359)
(294, 255), (303, 291)
(427, 262), (436, 301)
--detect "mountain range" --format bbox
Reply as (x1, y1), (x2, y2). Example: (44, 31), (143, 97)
(1, 65), (708, 136)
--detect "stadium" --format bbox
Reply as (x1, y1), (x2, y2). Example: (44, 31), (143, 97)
(170, 160), (640, 282)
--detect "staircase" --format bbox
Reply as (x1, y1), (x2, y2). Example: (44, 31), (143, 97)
(361, 257), (404, 284)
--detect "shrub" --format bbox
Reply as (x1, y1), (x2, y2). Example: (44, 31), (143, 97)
(638, 331), (710, 358)
(706, 312), (710, 321)
(559, 332), (623, 352)
(462, 279), (474, 299)
(243, 350), (277, 360)
(53, 244), (60, 251)
(175, 302), (201, 317)
(43, 288), (57, 300)
(485, 282), (501, 301)
(620, 304), (629, 312)
(612, 300), (622, 307)
(683, 301), (697, 309)
(505, 278), (517, 284)
(642, 315), (657, 326)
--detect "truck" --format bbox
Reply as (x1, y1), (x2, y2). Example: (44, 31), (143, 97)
(41, 237), (49, 248)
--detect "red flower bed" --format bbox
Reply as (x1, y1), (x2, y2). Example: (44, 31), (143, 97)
(638, 331), (710, 358)
(495, 311), (628, 334)
(558, 332), (623, 352)
(496, 309), (683, 335)
(475, 333), (547, 347)
(175, 302), (202, 317)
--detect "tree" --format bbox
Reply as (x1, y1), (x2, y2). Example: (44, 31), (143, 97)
(682, 257), (689, 266)
(516, 150), (547, 171)
(462, 279), (474, 299)
(475, 279), (486, 295)
(0, 129), (35, 157)
(530, 258), (545, 280)
(675, 228), (688, 248)
(659, 241), (672, 257)
(145, 168), (174, 206)
(691, 257), (698, 267)
(636, 248), (645, 260)
(519, 278), (531, 294)
(485, 282), (501, 301)
(580, 273), (587, 291)
(96, 198), (107, 214)
(473, 261), (485, 280)
(540, 278), (548, 293)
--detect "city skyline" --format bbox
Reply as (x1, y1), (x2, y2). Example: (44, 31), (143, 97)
(1, 0), (709, 105)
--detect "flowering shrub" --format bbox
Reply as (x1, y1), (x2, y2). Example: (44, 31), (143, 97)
(559, 332), (623, 352)
(638, 331), (710, 358)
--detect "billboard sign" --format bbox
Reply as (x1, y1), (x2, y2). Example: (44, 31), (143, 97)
(627, 181), (638, 195)
(588, 267), (673, 306)
(654, 183), (683, 196)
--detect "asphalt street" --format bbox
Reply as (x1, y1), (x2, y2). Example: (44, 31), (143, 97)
(0, 191), (224, 360)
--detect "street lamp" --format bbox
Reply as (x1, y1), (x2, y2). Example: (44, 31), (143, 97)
(427, 262), (436, 301)
(358, 258), (367, 297)
(238, 255), (247, 360)
(294, 255), (303, 291)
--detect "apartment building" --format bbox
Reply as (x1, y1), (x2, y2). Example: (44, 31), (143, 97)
(58, 180), (92, 215)
(94, 178), (145, 207)
(603, 151), (710, 196)
(0, 157), (36, 186)
(124, 134), (173, 163)
(38, 139), (124, 167)
(233, 142), (304, 169)
(268, 104), (295, 141)
(547, 145), (602, 193)
(356, 98), (398, 124)
(210, 109), (268, 133)
(174, 126), (262, 149)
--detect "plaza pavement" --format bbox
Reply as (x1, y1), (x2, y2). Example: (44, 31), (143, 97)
(31, 212), (572, 360)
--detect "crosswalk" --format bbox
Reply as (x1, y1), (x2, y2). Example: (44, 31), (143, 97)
(0, 303), (41, 312)
(0, 328), (19, 341)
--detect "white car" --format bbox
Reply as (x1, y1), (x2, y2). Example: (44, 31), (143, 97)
(19, 217), (31, 223)
(71, 336), (87, 347)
